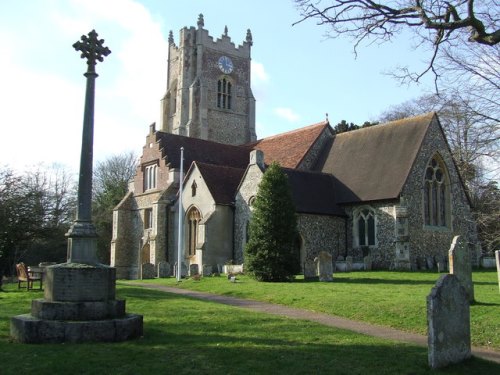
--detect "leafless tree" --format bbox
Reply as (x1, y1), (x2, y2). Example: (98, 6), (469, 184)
(294, 1), (499, 87)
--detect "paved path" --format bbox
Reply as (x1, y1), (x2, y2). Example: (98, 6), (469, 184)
(127, 282), (500, 364)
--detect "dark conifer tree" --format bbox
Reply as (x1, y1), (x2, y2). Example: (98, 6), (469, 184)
(244, 162), (300, 281)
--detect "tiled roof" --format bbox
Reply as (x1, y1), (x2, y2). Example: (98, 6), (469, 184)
(244, 121), (329, 168)
(196, 162), (246, 205)
(315, 113), (435, 203)
(283, 168), (345, 216)
(155, 132), (250, 170)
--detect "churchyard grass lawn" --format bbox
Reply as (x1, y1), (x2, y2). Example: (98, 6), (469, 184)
(136, 270), (500, 351)
(1, 283), (499, 374)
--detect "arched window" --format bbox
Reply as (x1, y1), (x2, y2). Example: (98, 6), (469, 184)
(355, 208), (376, 247)
(217, 78), (232, 109)
(186, 207), (201, 256)
(424, 155), (449, 227)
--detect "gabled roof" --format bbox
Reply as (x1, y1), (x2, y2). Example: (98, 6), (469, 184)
(315, 113), (435, 203)
(283, 168), (345, 216)
(195, 162), (246, 205)
(155, 132), (250, 169)
(243, 121), (329, 168)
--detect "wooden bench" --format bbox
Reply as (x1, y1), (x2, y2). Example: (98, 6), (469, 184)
(16, 262), (43, 290)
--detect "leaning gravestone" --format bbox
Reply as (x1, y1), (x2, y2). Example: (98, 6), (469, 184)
(427, 274), (471, 369)
(303, 260), (317, 279)
(141, 263), (155, 279)
(315, 251), (333, 282)
(496, 250), (500, 293)
(448, 235), (474, 302)
(157, 261), (171, 278)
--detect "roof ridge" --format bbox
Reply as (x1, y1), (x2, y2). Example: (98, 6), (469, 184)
(335, 112), (435, 137)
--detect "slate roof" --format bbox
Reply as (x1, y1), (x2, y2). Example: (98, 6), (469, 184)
(244, 121), (329, 168)
(315, 113), (435, 203)
(155, 132), (250, 169)
(283, 168), (345, 216)
(195, 162), (246, 205)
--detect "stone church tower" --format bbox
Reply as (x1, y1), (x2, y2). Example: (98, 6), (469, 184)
(159, 14), (256, 145)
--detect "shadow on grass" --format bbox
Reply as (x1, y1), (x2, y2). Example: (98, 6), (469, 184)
(2, 286), (500, 374)
(314, 277), (437, 286)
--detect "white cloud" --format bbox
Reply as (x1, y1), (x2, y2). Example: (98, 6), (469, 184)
(251, 61), (269, 84)
(274, 107), (300, 123)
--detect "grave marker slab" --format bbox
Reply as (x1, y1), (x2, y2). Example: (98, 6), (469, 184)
(303, 260), (317, 279)
(427, 274), (471, 369)
(315, 251), (333, 282)
(448, 235), (474, 302)
(141, 263), (155, 279)
(157, 261), (171, 278)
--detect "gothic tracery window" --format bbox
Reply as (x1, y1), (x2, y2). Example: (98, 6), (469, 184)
(187, 207), (201, 256)
(355, 208), (376, 247)
(217, 78), (232, 109)
(423, 155), (449, 227)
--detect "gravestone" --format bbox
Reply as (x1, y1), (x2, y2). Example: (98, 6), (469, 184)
(315, 251), (333, 282)
(426, 256), (435, 270)
(436, 255), (446, 273)
(157, 261), (171, 278)
(448, 235), (474, 302)
(303, 260), (317, 279)
(363, 255), (372, 271)
(427, 274), (471, 369)
(345, 256), (353, 272)
(202, 264), (213, 276)
(173, 262), (188, 278)
(496, 251), (500, 293)
(141, 263), (155, 279)
(189, 263), (199, 276)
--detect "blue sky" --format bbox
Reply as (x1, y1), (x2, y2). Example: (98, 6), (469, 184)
(0, 0), (434, 171)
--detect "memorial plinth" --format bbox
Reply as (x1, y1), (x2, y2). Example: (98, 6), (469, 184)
(10, 30), (142, 344)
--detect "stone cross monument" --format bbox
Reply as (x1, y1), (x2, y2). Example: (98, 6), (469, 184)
(11, 31), (142, 343)
(67, 29), (111, 264)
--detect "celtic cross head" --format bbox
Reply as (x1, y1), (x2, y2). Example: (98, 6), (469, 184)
(73, 30), (111, 74)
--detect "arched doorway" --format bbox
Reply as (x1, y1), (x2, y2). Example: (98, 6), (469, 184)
(141, 243), (151, 265)
(186, 207), (201, 257)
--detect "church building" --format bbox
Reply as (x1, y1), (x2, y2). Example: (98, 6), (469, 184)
(110, 15), (479, 279)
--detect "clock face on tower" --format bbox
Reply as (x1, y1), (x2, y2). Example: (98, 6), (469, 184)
(218, 55), (233, 74)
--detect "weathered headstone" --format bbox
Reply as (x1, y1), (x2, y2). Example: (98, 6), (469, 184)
(315, 251), (333, 282)
(303, 260), (317, 279)
(436, 255), (446, 273)
(345, 256), (353, 272)
(202, 264), (213, 276)
(427, 274), (471, 369)
(157, 261), (171, 278)
(496, 250), (500, 293)
(189, 263), (199, 276)
(141, 263), (155, 279)
(426, 256), (435, 270)
(363, 255), (372, 271)
(449, 235), (474, 302)
(173, 262), (188, 278)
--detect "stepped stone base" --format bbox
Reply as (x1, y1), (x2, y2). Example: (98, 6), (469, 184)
(10, 262), (143, 344)
(11, 313), (143, 343)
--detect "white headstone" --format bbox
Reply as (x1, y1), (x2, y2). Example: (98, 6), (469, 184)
(496, 250), (500, 294)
